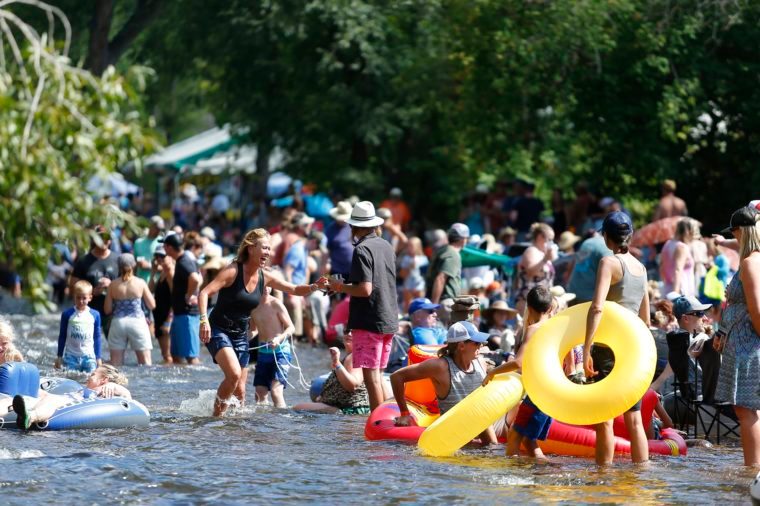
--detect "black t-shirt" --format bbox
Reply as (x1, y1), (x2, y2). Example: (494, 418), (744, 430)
(347, 233), (398, 334)
(72, 251), (119, 315)
(171, 252), (200, 316)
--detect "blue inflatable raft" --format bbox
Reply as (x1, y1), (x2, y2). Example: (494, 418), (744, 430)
(0, 362), (150, 430)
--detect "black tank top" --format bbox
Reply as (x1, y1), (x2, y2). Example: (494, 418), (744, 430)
(153, 277), (172, 321)
(209, 263), (265, 334)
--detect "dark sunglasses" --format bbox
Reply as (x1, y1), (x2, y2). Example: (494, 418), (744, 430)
(687, 311), (706, 318)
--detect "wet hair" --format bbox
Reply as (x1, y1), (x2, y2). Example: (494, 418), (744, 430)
(526, 286), (553, 314)
(117, 253), (136, 279)
(73, 280), (93, 297)
(100, 364), (128, 386)
(235, 228), (270, 263)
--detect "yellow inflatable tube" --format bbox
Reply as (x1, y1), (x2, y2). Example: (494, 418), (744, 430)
(522, 301), (656, 426)
(418, 372), (523, 457)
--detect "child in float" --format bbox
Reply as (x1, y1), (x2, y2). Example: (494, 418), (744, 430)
(251, 287), (296, 408)
(11, 364), (131, 430)
(391, 320), (499, 445)
(0, 315), (23, 365)
(55, 280), (102, 372)
(482, 286), (555, 459)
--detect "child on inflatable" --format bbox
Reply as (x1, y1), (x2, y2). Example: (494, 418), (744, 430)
(10, 364), (131, 430)
(55, 280), (102, 372)
(251, 288), (296, 408)
(483, 286), (555, 459)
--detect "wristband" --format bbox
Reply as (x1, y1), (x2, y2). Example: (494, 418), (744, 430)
(399, 410), (410, 417)
(334, 363), (343, 371)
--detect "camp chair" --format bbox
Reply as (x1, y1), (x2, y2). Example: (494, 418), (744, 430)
(666, 330), (739, 443)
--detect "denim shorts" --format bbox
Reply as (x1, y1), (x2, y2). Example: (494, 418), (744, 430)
(62, 352), (97, 373)
(206, 326), (250, 368)
(253, 352), (290, 390)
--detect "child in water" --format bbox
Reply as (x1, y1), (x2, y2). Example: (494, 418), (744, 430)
(11, 364), (131, 430)
(55, 280), (102, 372)
(251, 288), (296, 408)
(483, 286), (555, 459)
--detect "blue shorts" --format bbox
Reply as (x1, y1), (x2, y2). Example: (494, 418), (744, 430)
(206, 326), (250, 367)
(253, 352), (290, 390)
(513, 395), (553, 441)
(62, 352), (97, 373)
(170, 314), (200, 359)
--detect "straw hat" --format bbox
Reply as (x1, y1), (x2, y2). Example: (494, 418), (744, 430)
(487, 300), (518, 317)
(557, 231), (581, 251)
(329, 201), (352, 221)
(346, 201), (384, 228)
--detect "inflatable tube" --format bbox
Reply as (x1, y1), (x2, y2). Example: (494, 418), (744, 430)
(538, 422), (686, 457)
(40, 377), (85, 395)
(522, 302), (656, 425)
(309, 373), (330, 402)
(39, 396), (150, 431)
(364, 399), (438, 442)
(404, 345), (442, 406)
(418, 372), (523, 457)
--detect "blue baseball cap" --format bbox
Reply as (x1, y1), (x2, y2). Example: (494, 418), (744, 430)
(600, 211), (633, 236)
(673, 295), (711, 319)
(447, 321), (490, 343)
(409, 297), (440, 315)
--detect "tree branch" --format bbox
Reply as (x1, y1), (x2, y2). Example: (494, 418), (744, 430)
(106, 0), (163, 67)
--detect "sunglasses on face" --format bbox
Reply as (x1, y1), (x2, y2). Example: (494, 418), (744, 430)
(687, 311), (706, 318)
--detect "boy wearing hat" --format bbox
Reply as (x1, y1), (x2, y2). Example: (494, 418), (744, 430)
(327, 201), (398, 411)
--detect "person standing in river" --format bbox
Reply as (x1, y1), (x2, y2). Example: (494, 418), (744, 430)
(199, 228), (326, 417)
(327, 202), (398, 412)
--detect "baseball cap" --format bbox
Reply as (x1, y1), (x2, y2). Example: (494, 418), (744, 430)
(154, 246), (166, 257)
(600, 211), (633, 237)
(200, 226), (216, 241)
(161, 233), (182, 250)
(408, 297), (440, 315)
(447, 321), (490, 344)
(150, 215), (165, 230)
(673, 295), (711, 319)
(720, 206), (760, 236)
(293, 212), (315, 229)
(448, 223), (470, 240)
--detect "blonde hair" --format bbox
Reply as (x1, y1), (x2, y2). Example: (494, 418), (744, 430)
(675, 218), (695, 242)
(100, 364), (128, 386)
(235, 228), (270, 263)
(739, 223), (760, 261)
(4, 345), (23, 362)
(0, 315), (17, 344)
(530, 223), (553, 242)
(408, 236), (423, 256)
(73, 280), (93, 297)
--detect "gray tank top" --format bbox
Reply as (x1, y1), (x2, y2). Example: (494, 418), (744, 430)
(606, 256), (646, 314)
(437, 355), (486, 414)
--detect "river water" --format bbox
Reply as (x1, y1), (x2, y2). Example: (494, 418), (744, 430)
(0, 314), (756, 504)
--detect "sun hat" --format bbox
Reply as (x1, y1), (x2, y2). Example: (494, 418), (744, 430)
(720, 206), (760, 236)
(550, 285), (576, 303)
(347, 201), (384, 228)
(557, 231), (581, 251)
(447, 321), (490, 344)
(488, 300), (518, 316)
(673, 295), (711, 319)
(409, 297), (440, 315)
(329, 201), (352, 221)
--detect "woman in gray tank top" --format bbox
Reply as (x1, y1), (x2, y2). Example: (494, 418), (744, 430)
(583, 211), (651, 466)
(390, 321), (498, 445)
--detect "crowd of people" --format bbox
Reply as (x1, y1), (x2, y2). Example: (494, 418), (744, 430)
(1, 177), (759, 469)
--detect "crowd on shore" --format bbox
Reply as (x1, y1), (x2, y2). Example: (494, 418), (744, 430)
(0, 177), (758, 468)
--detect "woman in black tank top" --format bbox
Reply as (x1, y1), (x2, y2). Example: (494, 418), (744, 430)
(199, 228), (329, 417)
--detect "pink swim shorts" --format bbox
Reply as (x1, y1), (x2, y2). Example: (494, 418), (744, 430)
(351, 329), (393, 370)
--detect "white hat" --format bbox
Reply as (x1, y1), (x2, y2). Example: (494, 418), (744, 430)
(550, 286), (576, 303)
(329, 201), (352, 221)
(390, 187), (402, 197)
(200, 226), (216, 241)
(347, 201), (384, 228)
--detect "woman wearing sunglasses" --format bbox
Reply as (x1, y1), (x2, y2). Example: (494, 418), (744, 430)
(390, 320), (498, 445)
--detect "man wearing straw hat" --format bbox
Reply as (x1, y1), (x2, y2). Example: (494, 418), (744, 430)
(327, 201), (398, 411)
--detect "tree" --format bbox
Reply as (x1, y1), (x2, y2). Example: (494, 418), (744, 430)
(0, 0), (159, 310)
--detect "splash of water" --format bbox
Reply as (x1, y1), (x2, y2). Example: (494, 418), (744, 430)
(178, 389), (244, 417)
(0, 448), (45, 459)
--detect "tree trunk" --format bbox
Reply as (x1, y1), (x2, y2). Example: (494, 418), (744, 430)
(87, 0), (114, 75)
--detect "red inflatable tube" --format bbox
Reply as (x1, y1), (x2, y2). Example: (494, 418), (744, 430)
(364, 400), (436, 442)
(540, 422), (687, 457)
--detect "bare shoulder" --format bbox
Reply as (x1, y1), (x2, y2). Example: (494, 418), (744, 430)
(741, 253), (760, 273)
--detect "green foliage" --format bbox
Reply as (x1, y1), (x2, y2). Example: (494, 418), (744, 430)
(0, 6), (159, 311)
